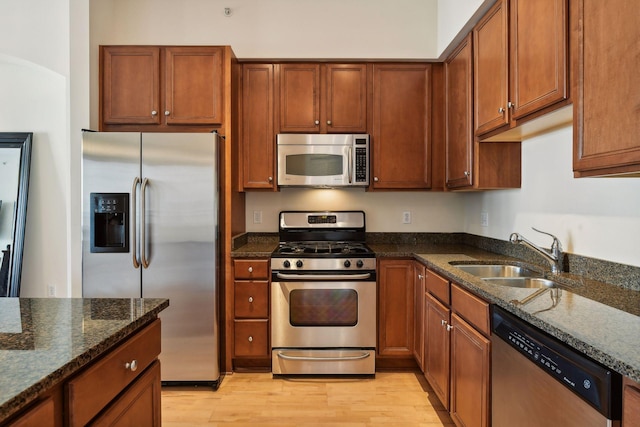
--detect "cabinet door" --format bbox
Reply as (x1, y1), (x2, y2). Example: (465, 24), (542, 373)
(241, 64), (275, 189)
(164, 46), (224, 125)
(324, 64), (368, 133)
(572, 0), (640, 177)
(90, 361), (161, 427)
(413, 263), (426, 370)
(473, 0), (509, 135)
(372, 64), (432, 189)
(509, 0), (568, 120)
(101, 46), (161, 125)
(623, 377), (640, 427)
(378, 259), (415, 357)
(445, 33), (474, 189)
(450, 313), (490, 427)
(8, 397), (56, 427)
(279, 64), (321, 132)
(424, 293), (451, 410)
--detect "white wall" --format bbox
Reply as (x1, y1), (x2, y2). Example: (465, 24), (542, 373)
(464, 125), (640, 267)
(436, 0), (490, 57)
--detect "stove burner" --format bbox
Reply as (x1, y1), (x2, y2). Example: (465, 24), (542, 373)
(276, 242), (372, 256)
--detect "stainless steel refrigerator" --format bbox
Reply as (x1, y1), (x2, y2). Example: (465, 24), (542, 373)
(81, 131), (220, 388)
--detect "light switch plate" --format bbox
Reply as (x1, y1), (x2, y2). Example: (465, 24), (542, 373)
(480, 211), (489, 227)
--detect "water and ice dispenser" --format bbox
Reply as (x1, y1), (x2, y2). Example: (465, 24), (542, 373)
(90, 193), (129, 253)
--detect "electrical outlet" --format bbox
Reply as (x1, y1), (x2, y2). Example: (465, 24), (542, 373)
(480, 211), (489, 227)
(47, 284), (56, 297)
(253, 210), (262, 224)
(402, 211), (411, 224)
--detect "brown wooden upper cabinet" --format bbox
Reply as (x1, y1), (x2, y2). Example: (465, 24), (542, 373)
(473, 0), (569, 138)
(277, 63), (367, 133)
(241, 64), (276, 190)
(571, 0), (640, 177)
(101, 46), (224, 130)
(372, 64), (432, 189)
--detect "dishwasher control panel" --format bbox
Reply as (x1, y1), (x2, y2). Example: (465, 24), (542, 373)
(492, 306), (621, 419)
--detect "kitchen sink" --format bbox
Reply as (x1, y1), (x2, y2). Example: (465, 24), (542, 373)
(454, 264), (542, 278)
(482, 277), (558, 288)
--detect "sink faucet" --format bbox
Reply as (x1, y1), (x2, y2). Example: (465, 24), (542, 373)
(509, 227), (563, 274)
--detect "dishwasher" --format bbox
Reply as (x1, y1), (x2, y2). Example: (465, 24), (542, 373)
(491, 306), (622, 427)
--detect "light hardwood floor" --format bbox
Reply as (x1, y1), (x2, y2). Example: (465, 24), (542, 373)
(161, 371), (455, 426)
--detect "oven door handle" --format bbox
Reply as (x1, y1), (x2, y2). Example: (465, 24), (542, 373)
(276, 351), (372, 362)
(275, 272), (372, 281)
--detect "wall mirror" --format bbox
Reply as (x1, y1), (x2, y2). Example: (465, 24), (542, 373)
(0, 133), (32, 297)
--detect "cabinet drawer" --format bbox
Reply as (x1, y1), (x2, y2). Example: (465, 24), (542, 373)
(235, 281), (269, 318)
(451, 284), (489, 336)
(426, 269), (450, 305)
(234, 259), (269, 279)
(234, 320), (269, 357)
(67, 319), (161, 427)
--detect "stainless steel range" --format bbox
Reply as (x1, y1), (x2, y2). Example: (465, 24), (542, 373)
(271, 211), (377, 376)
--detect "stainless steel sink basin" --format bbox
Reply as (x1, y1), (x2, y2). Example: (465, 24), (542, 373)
(455, 264), (542, 278)
(482, 277), (557, 288)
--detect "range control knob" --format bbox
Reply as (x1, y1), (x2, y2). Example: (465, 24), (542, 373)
(344, 260), (351, 268)
(283, 260), (291, 268)
(356, 260), (364, 268)
(296, 260), (303, 268)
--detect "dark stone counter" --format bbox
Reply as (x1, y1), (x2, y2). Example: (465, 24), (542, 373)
(0, 298), (169, 423)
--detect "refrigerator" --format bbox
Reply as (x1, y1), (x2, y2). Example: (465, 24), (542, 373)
(81, 131), (220, 388)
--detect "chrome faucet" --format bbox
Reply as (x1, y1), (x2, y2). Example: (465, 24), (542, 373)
(509, 227), (563, 274)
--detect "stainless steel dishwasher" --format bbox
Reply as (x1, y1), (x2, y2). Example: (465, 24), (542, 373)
(491, 306), (622, 427)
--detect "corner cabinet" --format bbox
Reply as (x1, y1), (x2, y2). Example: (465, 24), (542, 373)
(277, 63), (368, 134)
(571, 0), (640, 177)
(377, 259), (415, 368)
(240, 64), (276, 190)
(101, 46), (224, 131)
(232, 259), (271, 371)
(445, 33), (522, 190)
(473, 0), (569, 139)
(372, 64), (432, 189)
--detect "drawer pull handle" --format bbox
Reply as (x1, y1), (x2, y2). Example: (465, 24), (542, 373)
(248, 336), (253, 343)
(248, 266), (253, 273)
(125, 360), (138, 372)
(248, 296), (253, 303)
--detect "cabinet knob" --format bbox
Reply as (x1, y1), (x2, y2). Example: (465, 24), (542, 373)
(498, 107), (505, 114)
(314, 120), (320, 125)
(248, 266), (253, 273)
(164, 110), (171, 116)
(327, 120), (332, 125)
(268, 176), (273, 182)
(418, 274), (424, 280)
(125, 360), (138, 372)
(248, 336), (253, 343)
(248, 296), (253, 303)
(441, 319), (447, 327)
(151, 110), (158, 116)
(374, 177), (379, 182)
(508, 101), (515, 109)
(446, 324), (454, 332)
(464, 171), (470, 177)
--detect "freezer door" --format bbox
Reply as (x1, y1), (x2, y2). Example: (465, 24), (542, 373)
(82, 132), (142, 298)
(140, 133), (219, 382)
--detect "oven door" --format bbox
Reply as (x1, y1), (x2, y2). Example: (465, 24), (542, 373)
(271, 280), (376, 375)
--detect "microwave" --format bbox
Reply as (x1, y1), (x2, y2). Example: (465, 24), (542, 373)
(277, 134), (370, 187)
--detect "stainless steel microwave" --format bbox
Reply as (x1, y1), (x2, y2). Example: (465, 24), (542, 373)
(277, 134), (370, 187)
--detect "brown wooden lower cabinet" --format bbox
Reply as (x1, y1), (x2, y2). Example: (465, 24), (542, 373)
(623, 377), (640, 427)
(449, 313), (490, 427)
(7, 396), (56, 427)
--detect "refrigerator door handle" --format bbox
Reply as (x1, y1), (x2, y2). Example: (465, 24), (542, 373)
(140, 177), (150, 268)
(131, 177), (141, 269)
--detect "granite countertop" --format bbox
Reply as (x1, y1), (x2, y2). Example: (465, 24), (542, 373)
(232, 235), (640, 382)
(0, 298), (169, 423)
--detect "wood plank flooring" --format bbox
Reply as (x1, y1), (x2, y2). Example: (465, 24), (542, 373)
(161, 371), (455, 426)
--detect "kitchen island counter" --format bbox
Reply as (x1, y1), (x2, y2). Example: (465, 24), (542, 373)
(0, 297), (169, 424)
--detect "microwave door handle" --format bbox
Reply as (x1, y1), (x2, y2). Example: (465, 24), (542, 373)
(348, 146), (353, 184)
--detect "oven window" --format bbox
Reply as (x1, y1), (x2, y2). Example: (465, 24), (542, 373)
(286, 154), (343, 176)
(289, 289), (357, 326)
